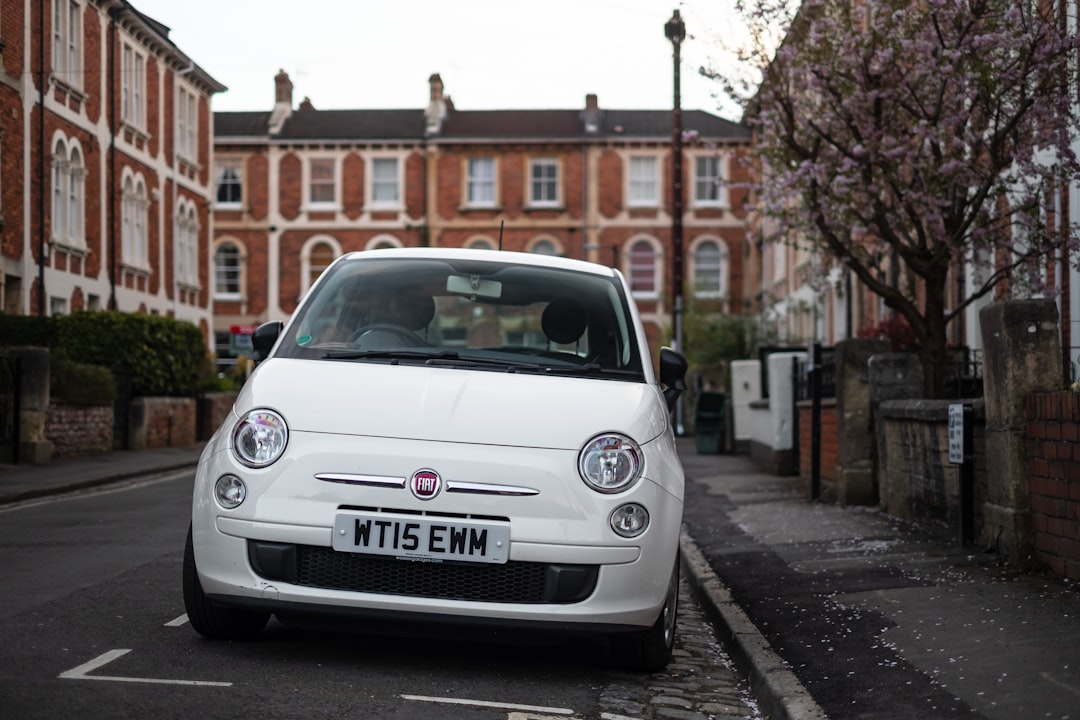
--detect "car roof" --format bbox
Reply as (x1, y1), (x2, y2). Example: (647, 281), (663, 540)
(337, 248), (619, 278)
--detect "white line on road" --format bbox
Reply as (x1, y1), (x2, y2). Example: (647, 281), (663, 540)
(0, 469), (192, 513)
(401, 694), (574, 715)
(164, 614), (189, 627)
(59, 649), (231, 687)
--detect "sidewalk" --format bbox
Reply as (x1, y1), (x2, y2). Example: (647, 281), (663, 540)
(0, 445), (205, 505)
(678, 437), (1080, 720)
(2, 441), (1078, 720)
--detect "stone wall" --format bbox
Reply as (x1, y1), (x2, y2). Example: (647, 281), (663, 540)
(44, 403), (114, 458)
(1026, 392), (1080, 580)
(877, 399), (987, 534)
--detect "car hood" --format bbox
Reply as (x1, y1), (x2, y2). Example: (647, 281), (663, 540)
(234, 358), (670, 449)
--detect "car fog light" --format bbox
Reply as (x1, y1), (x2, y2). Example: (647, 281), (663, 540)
(610, 503), (650, 538)
(215, 474), (247, 509)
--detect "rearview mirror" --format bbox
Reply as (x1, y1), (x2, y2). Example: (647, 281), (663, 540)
(659, 347), (687, 412)
(447, 274), (502, 299)
(250, 321), (283, 364)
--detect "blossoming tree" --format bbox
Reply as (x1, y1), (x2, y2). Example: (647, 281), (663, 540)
(716, 0), (1080, 396)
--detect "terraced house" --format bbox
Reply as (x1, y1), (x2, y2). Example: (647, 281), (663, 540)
(0, 1), (224, 328)
(211, 71), (755, 367)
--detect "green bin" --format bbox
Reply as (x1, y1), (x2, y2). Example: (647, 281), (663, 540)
(694, 391), (726, 454)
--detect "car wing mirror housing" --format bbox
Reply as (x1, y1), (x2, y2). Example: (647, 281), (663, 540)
(249, 321), (283, 364)
(659, 347), (688, 412)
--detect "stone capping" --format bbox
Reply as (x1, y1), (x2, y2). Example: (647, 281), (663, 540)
(879, 397), (985, 422)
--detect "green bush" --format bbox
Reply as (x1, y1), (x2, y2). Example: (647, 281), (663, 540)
(0, 311), (210, 397)
(51, 354), (116, 406)
(0, 314), (59, 348)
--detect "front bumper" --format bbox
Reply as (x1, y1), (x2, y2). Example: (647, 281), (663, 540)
(191, 431), (684, 629)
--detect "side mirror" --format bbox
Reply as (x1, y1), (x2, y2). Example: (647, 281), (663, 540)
(249, 321), (283, 364)
(659, 346), (688, 412)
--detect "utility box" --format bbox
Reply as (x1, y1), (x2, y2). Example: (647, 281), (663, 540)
(694, 391), (727, 454)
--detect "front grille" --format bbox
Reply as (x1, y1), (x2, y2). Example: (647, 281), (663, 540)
(248, 541), (598, 604)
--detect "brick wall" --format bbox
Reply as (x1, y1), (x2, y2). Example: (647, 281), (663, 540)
(45, 403), (113, 458)
(1026, 392), (1080, 580)
(128, 397), (197, 450)
(198, 392), (238, 441)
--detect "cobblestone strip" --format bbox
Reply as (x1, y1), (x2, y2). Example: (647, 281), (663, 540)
(598, 579), (763, 720)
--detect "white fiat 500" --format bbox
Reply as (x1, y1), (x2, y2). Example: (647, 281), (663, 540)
(185, 248), (688, 671)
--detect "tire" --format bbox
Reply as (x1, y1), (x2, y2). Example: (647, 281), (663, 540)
(611, 557), (679, 673)
(183, 525), (270, 640)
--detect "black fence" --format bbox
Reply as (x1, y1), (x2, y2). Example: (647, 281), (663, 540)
(795, 346), (836, 402)
(0, 355), (22, 463)
(942, 347), (983, 399)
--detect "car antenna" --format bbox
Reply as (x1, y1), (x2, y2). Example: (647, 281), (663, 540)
(498, 220), (504, 250)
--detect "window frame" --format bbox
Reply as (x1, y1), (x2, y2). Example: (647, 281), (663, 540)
(693, 154), (728, 207)
(177, 201), (200, 288)
(52, 0), (82, 89)
(307, 157), (338, 209)
(300, 237), (341, 296)
(214, 158), (244, 208)
(121, 174), (149, 269)
(122, 42), (146, 130)
(627, 155), (659, 208)
(214, 240), (243, 300)
(214, 241), (242, 299)
(690, 237), (728, 298)
(466, 156), (497, 208)
(178, 85), (198, 161)
(369, 156), (401, 208)
(626, 237), (661, 299)
(528, 157), (560, 208)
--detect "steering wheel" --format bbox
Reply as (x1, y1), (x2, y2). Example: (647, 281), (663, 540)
(347, 324), (425, 347)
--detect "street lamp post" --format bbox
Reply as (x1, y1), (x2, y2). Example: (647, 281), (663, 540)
(666, 9), (686, 435)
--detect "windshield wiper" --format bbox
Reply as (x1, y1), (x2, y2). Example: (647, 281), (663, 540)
(540, 363), (645, 379)
(323, 349), (542, 371)
(323, 349), (445, 362)
(423, 352), (542, 371)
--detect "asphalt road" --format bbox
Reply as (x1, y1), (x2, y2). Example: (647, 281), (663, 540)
(0, 470), (760, 720)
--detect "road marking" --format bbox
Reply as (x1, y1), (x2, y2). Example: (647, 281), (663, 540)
(164, 614), (189, 627)
(0, 469), (192, 513)
(401, 694), (574, 715)
(59, 649), (231, 687)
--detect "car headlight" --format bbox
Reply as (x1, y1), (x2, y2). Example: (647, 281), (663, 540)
(578, 433), (643, 493)
(232, 409), (288, 468)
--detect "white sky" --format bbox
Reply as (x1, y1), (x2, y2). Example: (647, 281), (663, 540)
(129, 0), (746, 120)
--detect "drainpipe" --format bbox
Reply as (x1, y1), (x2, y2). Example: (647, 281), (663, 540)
(107, 8), (118, 310)
(173, 63), (195, 318)
(37, 0), (46, 315)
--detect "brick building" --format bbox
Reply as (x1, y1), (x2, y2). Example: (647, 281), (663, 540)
(0, 1), (224, 332)
(212, 72), (754, 365)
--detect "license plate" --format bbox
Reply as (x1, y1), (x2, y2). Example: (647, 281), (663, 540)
(332, 511), (510, 564)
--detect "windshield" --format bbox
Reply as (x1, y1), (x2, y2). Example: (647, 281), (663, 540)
(276, 255), (644, 379)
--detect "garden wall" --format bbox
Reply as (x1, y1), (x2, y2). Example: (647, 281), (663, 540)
(1026, 392), (1080, 580)
(44, 403), (113, 458)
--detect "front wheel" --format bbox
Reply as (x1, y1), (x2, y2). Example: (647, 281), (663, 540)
(183, 526), (269, 640)
(610, 557), (679, 672)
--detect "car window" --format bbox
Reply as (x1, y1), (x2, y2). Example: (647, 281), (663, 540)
(277, 256), (644, 377)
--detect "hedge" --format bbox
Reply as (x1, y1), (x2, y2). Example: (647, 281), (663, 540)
(0, 311), (210, 397)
